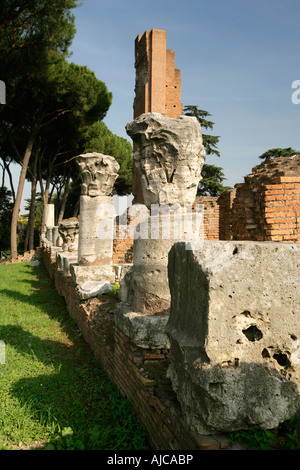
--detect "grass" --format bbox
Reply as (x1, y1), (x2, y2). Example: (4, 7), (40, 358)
(0, 261), (149, 450)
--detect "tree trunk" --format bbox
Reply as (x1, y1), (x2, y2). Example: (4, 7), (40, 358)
(57, 175), (70, 225)
(10, 118), (41, 260)
(73, 197), (80, 218)
(5, 161), (16, 203)
(25, 149), (39, 252)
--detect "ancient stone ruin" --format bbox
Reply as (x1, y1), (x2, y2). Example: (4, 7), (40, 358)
(70, 152), (119, 286)
(40, 28), (300, 450)
(167, 241), (300, 434)
(126, 112), (205, 207)
(115, 111), (205, 349)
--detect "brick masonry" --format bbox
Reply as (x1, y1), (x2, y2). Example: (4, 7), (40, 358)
(223, 155), (300, 242)
(133, 29), (183, 118)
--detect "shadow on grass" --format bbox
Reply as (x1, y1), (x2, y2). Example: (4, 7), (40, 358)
(0, 262), (149, 450)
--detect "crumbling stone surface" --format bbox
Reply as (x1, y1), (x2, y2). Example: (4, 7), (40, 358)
(126, 112), (205, 208)
(76, 152), (120, 197)
(75, 152), (119, 270)
(166, 241), (300, 435)
(246, 153), (300, 185)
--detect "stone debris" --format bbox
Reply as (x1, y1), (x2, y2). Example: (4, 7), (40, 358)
(30, 260), (40, 267)
(77, 280), (112, 300)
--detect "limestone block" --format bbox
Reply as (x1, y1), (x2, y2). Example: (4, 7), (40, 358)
(43, 204), (55, 232)
(46, 226), (53, 243)
(166, 241), (300, 435)
(77, 280), (112, 300)
(52, 226), (62, 247)
(76, 152), (120, 197)
(78, 195), (115, 266)
(56, 252), (77, 276)
(115, 303), (170, 349)
(30, 260), (40, 267)
(126, 112), (205, 207)
(116, 211), (204, 349)
(70, 264), (115, 286)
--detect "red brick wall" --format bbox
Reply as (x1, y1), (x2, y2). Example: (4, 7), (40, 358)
(263, 177), (300, 242)
(228, 176), (300, 243)
(194, 196), (219, 240)
(217, 189), (236, 240)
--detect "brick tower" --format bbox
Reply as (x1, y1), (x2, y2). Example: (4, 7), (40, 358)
(133, 29), (183, 118)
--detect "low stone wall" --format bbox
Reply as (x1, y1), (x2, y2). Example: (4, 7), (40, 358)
(42, 246), (229, 450)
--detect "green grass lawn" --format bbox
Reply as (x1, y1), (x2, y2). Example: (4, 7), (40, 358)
(0, 261), (149, 450)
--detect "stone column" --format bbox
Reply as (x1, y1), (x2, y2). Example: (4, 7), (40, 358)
(57, 217), (79, 275)
(115, 112), (205, 348)
(70, 152), (120, 286)
(52, 226), (62, 247)
(42, 203), (55, 239)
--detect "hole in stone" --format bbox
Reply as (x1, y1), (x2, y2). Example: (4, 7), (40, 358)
(241, 310), (251, 317)
(262, 348), (270, 358)
(242, 325), (263, 342)
(273, 353), (290, 367)
(233, 247), (238, 255)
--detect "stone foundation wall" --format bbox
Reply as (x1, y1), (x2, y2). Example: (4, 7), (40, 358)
(42, 247), (229, 450)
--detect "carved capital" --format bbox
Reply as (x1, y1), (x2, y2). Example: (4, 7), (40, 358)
(76, 152), (120, 197)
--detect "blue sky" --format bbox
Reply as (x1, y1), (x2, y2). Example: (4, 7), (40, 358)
(14, 0), (300, 210)
(68, 0), (300, 188)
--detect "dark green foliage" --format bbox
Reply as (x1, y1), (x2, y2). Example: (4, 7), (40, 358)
(184, 105), (220, 157)
(82, 121), (133, 195)
(258, 147), (299, 160)
(184, 105), (231, 196)
(228, 417), (299, 450)
(0, 187), (13, 250)
(197, 164), (231, 197)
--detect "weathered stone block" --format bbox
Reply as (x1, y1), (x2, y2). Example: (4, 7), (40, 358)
(77, 280), (112, 300)
(58, 218), (79, 253)
(78, 195), (115, 266)
(76, 152), (119, 197)
(166, 241), (300, 434)
(126, 112), (205, 208)
(70, 263), (115, 286)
